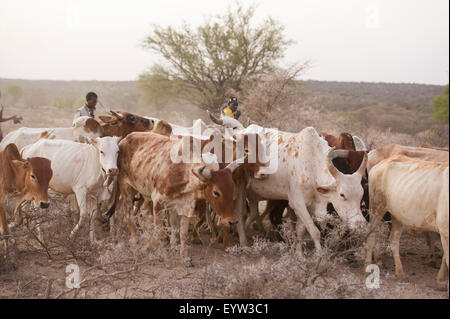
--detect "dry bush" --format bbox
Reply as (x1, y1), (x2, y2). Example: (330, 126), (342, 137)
(203, 216), (388, 299)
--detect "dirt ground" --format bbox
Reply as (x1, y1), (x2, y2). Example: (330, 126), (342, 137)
(0, 201), (447, 299)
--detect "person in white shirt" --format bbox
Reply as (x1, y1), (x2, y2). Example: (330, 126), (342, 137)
(74, 92), (98, 121)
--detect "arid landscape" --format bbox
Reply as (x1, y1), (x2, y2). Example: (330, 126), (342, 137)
(0, 78), (448, 299)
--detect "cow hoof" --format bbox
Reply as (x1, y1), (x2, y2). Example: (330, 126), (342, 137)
(184, 259), (194, 268)
(436, 282), (447, 291)
(398, 277), (409, 283)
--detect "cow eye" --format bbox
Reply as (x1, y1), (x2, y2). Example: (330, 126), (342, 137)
(31, 175), (36, 180)
(340, 193), (346, 199)
(100, 151), (104, 155)
(213, 191), (221, 198)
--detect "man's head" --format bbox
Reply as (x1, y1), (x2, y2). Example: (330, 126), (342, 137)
(86, 92), (98, 108)
(227, 96), (238, 112)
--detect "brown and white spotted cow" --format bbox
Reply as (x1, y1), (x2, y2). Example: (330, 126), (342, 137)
(0, 143), (52, 253)
(115, 131), (246, 266)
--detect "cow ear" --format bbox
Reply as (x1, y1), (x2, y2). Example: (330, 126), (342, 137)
(316, 184), (336, 194)
(11, 159), (29, 171)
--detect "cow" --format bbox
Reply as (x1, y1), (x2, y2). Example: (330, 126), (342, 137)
(319, 132), (367, 174)
(0, 116), (103, 152)
(115, 131), (245, 266)
(367, 144), (449, 173)
(207, 110), (245, 131)
(21, 136), (121, 241)
(266, 131), (368, 238)
(320, 132), (356, 151)
(420, 145), (449, 152)
(99, 111), (153, 137)
(242, 126), (367, 253)
(0, 143), (52, 254)
(367, 143), (449, 262)
(365, 155), (449, 292)
(115, 118), (264, 248)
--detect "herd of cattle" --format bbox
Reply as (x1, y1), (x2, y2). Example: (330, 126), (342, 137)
(0, 109), (448, 294)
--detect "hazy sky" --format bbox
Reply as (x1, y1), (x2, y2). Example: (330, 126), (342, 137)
(0, 0), (448, 84)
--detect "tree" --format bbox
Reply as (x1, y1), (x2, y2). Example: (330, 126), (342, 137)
(3, 85), (24, 103)
(139, 3), (292, 110)
(432, 85), (449, 123)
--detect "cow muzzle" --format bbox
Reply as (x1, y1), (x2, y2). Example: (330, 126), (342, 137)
(108, 168), (119, 176)
(40, 201), (50, 209)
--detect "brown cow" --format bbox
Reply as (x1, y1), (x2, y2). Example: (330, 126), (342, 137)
(0, 143), (52, 252)
(320, 132), (356, 151)
(99, 111), (153, 138)
(319, 132), (366, 174)
(116, 131), (245, 266)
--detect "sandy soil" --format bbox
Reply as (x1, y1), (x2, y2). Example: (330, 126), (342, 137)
(0, 222), (447, 299)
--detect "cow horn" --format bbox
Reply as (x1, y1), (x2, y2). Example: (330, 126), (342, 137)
(355, 152), (368, 177)
(326, 147), (341, 179)
(207, 110), (223, 125)
(225, 155), (247, 173)
(198, 165), (212, 180)
(110, 110), (123, 119)
(331, 149), (350, 159)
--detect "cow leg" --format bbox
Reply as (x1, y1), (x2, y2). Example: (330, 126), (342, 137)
(364, 185), (387, 270)
(295, 217), (307, 258)
(152, 201), (169, 243)
(70, 188), (88, 239)
(169, 210), (180, 248)
(89, 200), (100, 242)
(289, 196), (322, 253)
(245, 199), (266, 236)
(389, 216), (405, 279)
(180, 215), (193, 267)
(205, 205), (218, 243)
(0, 207), (9, 252)
(235, 182), (248, 247)
(437, 255), (448, 291)
(437, 232), (449, 293)
(121, 185), (137, 236)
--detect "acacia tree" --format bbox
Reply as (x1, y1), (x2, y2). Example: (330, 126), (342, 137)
(139, 4), (292, 110)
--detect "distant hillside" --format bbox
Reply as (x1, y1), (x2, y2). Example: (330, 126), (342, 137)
(0, 78), (447, 145)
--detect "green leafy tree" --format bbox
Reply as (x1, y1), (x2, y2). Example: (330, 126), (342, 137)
(139, 3), (292, 110)
(432, 85), (449, 123)
(3, 85), (24, 103)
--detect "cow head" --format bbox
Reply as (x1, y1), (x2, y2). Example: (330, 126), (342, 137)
(99, 111), (153, 138)
(92, 136), (121, 179)
(316, 148), (368, 230)
(207, 110), (244, 131)
(192, 156), (246, 226)
(12, 157), (52, 209)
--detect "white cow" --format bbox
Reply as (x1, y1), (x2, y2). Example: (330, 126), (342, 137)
(365, 155), (449, 291)
(21, 136), (120, 240)
(0, 116), (103, 151)
(242, 126), (367, 252)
